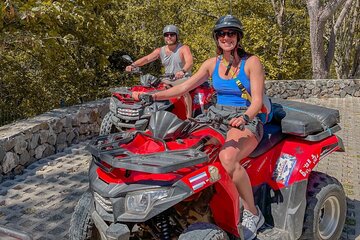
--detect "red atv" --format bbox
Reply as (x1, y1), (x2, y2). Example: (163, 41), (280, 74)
(70, 98), (346, 240)
(100, 57), (215, 135)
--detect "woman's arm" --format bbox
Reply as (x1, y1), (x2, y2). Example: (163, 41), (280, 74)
(244, 55), (265, 120)
(152, 58), (215, 100)
(229, 55), (265, 128)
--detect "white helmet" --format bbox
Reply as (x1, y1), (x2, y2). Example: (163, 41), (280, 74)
(163, 25), (179, 36)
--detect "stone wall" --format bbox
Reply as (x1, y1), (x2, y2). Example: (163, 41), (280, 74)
(266, 79), (360, 99)
(0, 99), (109, 179)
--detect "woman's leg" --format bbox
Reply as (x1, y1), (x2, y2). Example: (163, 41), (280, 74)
(219, 127), (259, 215)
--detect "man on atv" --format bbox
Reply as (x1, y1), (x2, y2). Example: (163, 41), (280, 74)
(125, 25), (194, 118)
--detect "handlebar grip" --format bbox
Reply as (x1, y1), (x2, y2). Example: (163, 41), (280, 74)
(139, 94), (154, 104)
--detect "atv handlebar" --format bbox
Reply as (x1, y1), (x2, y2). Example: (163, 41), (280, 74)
(139, 94), (154, 105)
(189, 113), (245, 131)
(212, 114), (245, 131)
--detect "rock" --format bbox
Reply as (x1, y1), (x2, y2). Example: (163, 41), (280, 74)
(89, 110), (100, 123)
(79, 124), (90, 135)
(47, 131), (57, 145)
(52, 120), (64, 134)
(39, 130), (49, 144)
(30, 133), (40, 149)
(307, 83), (315, 90)
(57, 132), (67, 145)
(35, 145), (47, 159)
(13, 165), (24, 175)
(3, 138), (16, 151)
(39, 122), (49, 130)
(14, 135), (28, 155)
(78, 110), (90, 123)
(19, 150), (31, 165)
(2, 152), (19, 174)
(43, 145), (55, 158)
(56, 143), (68, 153)
(327, 80), (334, 88)
(72, 117), (80, 127)
(340, 90), (347, 98)
(67, 131), (76, 144)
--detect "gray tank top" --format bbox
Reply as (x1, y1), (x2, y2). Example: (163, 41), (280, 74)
(160, 43), (191, 75)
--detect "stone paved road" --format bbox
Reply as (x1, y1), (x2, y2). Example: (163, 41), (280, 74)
(0, 97), (359, 240)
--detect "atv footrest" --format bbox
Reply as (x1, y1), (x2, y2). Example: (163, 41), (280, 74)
(92, 148), (209, 174)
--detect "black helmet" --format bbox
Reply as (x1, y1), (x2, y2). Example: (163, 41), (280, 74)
(213, 15), (243, 38)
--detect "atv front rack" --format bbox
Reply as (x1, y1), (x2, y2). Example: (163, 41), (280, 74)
(87, 132), (209, 173)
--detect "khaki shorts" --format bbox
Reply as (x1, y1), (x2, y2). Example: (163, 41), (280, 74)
(199, 104), (264, 141)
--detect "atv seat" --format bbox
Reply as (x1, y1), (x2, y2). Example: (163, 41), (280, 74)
(249, 123), (285, 158)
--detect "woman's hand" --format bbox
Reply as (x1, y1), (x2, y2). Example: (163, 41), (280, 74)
(229, 116), (246, 128)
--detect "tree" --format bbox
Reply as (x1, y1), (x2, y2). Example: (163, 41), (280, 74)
(306, 0), (354, 79)
(0, 0), (328, 125)
(334, 0), (359, 79)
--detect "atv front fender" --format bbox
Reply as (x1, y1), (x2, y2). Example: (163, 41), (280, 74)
(91, 210), (130, 240)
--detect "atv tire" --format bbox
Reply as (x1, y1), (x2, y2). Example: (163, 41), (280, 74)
(69, 191), (100, 240)
(179, 222), (229, 240)
(99, 112), (119, 136)
(300, 171), (346, 240)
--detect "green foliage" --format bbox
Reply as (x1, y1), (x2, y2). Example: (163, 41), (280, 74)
(0, 0), (313, 124)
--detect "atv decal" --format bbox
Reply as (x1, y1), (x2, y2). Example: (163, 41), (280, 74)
(208, 166), (220, 182)
(272, 153), (297, 186)
(299, 154), (319, 177)
(189, 172), (209, 190)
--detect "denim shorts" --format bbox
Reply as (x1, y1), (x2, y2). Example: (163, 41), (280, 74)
(201, 104), (264, 141)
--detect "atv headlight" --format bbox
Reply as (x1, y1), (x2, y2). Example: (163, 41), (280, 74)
(109, 97), (117, 113)
(125, 188), (170, 214)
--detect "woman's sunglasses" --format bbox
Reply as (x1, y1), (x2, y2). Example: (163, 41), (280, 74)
(164, 33), (176, 37)
(216, 31), (237, 38)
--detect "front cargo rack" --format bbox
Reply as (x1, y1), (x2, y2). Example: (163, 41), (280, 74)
(87, 132), (209, 174)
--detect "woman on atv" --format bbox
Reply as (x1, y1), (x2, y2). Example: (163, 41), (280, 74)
(133, 15), (272, 240)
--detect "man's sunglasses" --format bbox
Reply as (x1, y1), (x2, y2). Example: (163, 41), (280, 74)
(164, 33), (176, 37)
(216, 31), (237, 38)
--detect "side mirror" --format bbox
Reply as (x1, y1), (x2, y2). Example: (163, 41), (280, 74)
(121, 55), (133, 63)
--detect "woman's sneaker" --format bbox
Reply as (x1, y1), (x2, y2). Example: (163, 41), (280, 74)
(242, 206), (265, 240)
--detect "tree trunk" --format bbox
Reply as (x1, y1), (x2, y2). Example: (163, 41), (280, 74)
(306, 0), (349, 79)
(271, 0), (286, 79)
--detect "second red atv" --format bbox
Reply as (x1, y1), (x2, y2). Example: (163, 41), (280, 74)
(100, 55), (215, 135)
(70, 98), (346, 240)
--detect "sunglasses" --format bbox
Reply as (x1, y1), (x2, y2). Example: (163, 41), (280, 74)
(216, 31), (237, 38)
(164, 33), (176, 37)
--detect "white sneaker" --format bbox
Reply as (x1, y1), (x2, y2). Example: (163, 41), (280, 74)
(242, 206), (265, 240)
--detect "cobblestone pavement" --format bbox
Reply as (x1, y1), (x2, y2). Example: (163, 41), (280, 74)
(0, 97), (359, 240)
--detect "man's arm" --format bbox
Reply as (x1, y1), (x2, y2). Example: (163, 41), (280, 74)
(175, 45), (193, 79)
(125, 48), (161, 72)
(180, 45), (193, 73)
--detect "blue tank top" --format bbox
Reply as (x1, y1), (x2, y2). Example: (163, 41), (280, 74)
(212, 56), (250, 107)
